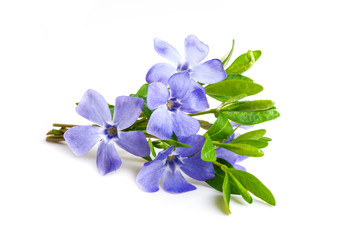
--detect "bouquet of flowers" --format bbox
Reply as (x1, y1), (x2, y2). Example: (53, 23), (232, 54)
(46, 35), (280, 214)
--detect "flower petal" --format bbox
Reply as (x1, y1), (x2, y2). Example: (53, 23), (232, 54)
(175, 135), (205, 157)
(184, 35), (209, 66)
(180, 81), (209, 113)
(147, 82), (169, 110)
(115, 131), (150, 157)
(234, 164), (247, 171)
(172, 111), (200, 137)
(154, 38), (181, 65)
(180, 154), (215, 181)
(113, 96), (144, 130)
(75, 89), (111, 126)
(163, 170), (196, 193)
(191, 59), (227, 84)
(136, 159), (166, 193)
(146, 63), (176, 85)
(147, 106), (173, 139)
(216, 147), (249, 166)
(64, 126), (103, 156)
(168, 72), (191, 99)
(96, 140), (122, 175)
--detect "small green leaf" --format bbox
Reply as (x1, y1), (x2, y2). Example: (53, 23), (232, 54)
(199, 120), (213, 130)
(148, 139), (156, 157)
(221, 39), (235, 68)
(222, 173), (231, 214)
(259, 137), (272, 142)
(51, 129), (63, 136)
(152, 141), (171, 149)
(235, 129), (267, 141)
(223, 100), (275, 112)
(234, 140), (268, 149)
(201, 133), (216, 162)
(152, 139), (191, 149)
(142, 156), (152, 161)
(224, 74), (254, 82)
(214, 142), (264, 157)
(229, 169), (276, 206)
(136, 83), (149, 97)
(206, 113), (233, 141)
(226, 50), (262, 74)
(108, 103), (115, 118)
(205, 80), (263, 102)
(228, 171), (253, 204)
(222, 109), (280, 125)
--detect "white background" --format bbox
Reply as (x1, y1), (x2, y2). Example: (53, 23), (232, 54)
(1, 0), (356, 239)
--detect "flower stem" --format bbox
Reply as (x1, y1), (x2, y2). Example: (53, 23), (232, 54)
(53, 123), (78, 128)
(188, 109), (216, 117)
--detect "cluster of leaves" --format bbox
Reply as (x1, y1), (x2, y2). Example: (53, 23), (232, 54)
(125, 40), (279, 214)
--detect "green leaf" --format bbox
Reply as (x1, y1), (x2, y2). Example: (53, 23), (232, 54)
(229, 169), (276, 206)
(199, 120), (213, 130)
(142, 156), (152, 161)
(235, 129), (267, 141)
(218, 94), (247, 111)
(221, 39), (235, 68)
(223, 100), (275, 112)
(51, 129), (63, 136)
(148, 139), (156, 157)
(226, 50), (262, 74)
(224, 74), (254, 82)
(205, 80), (263, 102)
(228, 171), (253, 204)
(259, 137), (272, 142)
(206, 159), (242, 194)
(214, 142), (264, 157)
(136, 83), (149, 97)
(222, 173), (231, 214)
(152, 139), (191, 149)
(206, 113), (233, 141)
(201, 133), (216, 162)
(222, 109), (280, 125)
(234, 140), (268, 149)
(108, 103), (115, 118)
(152, 141), (171, 149)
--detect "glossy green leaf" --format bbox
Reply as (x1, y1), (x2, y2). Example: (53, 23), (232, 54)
(151, 141), (171, 149)
(226, 50), (262, 74)
(223, 100), (275, 112)
(235, 129), (267, 141)
(222, 173), (231, 214)
(201, 133), (216, 162)
(206, 113), (233, 141)
(205, 80), (263, 102)
(214, 142), (264, 157)
(221, 40), (235, 68)
(224, 74), (254, 82)
(229, 169), (276, 206)
(228, 172), (253, 204)
(51, 129), (63, 136)
(222, 109), (280, 125)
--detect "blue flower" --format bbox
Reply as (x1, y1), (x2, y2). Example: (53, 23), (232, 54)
(136, 135), (214, 193)
(146, 71), (209, 139)
(215, 123), (254, 171)
(64, 89), (150, 175)
(146, 35), (227, 85)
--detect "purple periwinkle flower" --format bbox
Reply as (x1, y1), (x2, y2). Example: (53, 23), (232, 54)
(64, 89), (150, 175)
(136, 135), (214, 193)
(146, 71), (209, 139)
(146, 35), (227, 85)
(215, 123), (254, 171)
